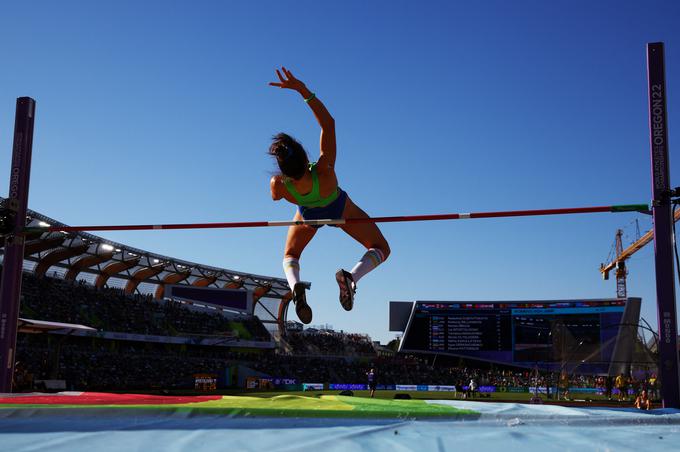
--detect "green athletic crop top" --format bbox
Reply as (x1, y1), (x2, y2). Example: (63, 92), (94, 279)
(283, 162), (339, 208)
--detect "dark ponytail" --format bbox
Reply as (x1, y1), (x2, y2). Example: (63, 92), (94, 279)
(269, 133), (308, 180)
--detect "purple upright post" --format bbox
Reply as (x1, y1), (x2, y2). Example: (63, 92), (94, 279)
(0, 97), (35, 393)
(647, 43), (680, 408)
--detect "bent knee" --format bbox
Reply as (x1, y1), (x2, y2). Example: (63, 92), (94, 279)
(284, 250), (302, 260)
(372, 243), (390, 261)
(382, 244), (391, 260)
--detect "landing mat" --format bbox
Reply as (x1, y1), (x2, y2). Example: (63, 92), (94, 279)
(2, 393), (680, 451)
(0, 392), (476, 418)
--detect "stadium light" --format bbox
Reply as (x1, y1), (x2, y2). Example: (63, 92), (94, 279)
(38, 221), (50, 227)
(101, 244), (114, 252)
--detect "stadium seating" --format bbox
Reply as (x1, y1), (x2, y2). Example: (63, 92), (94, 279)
(284, 330), (375, 356)
(18, 272), (271, 341)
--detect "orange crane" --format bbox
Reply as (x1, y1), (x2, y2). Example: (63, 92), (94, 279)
(600, 209), (680, 297)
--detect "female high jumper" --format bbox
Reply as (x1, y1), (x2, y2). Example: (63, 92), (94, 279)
(268, 67), (390, 324)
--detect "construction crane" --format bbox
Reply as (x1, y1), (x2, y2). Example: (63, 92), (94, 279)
(600, 209), (680, 297)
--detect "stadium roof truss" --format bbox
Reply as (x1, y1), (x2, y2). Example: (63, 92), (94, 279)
(0, 198), (301, 331)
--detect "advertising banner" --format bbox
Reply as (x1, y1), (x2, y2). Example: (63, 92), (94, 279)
(427, 385), (457, 392)
(507, 387), (528, 393)
(568, 388), (600, 394)
(329, 384), (367, 391)
(528, 386), (556, 395)
(395, 385), (418, 391)
(272, 378), (298, 386)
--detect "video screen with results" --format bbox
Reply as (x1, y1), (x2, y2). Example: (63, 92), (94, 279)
(399, 299), (626, 370)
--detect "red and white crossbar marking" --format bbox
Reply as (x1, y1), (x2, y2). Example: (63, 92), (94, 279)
(40, 205), (647, 233)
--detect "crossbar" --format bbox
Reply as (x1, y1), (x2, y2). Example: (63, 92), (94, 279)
(34, 204), (649, 233)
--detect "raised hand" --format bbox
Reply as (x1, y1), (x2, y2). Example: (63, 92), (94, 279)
(269, 67), (306, 92)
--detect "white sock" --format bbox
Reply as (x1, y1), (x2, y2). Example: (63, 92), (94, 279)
(350, 248), (386, 284)
(283, 257), (300, 290)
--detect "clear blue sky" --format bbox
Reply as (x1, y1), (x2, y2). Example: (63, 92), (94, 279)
(1, 1), (680, 343)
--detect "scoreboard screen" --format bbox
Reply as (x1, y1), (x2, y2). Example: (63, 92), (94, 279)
(398, 299), (634, 372)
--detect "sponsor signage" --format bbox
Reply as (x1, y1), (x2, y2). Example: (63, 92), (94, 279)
(568, 388), (600, 394)
(427, 385), (457, 392)
(395, 385), (418, 391)
(461, 385), (496, 392)
(329, 384), (367, 391)
(323, 383), (603, 394)
(507, 387), (528, 393)
(377, 384), (396, 390)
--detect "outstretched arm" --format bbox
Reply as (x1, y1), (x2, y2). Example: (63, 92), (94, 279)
(270, 67), (336, 170)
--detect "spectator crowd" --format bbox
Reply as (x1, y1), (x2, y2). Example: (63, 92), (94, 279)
(285, 330), (375, 356)
(19, 272), (270, 341)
